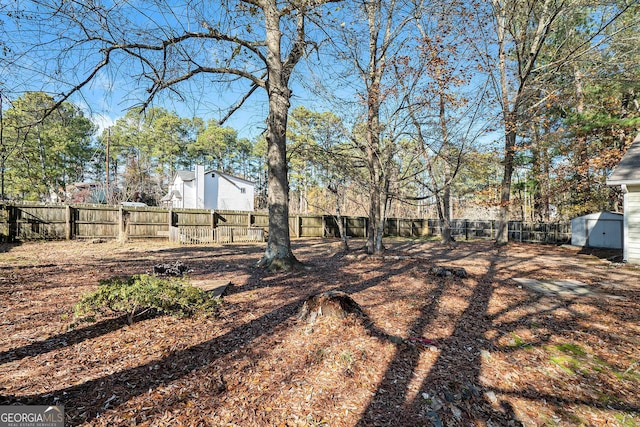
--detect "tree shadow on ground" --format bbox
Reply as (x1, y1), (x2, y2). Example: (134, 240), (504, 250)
(355, 249), (523, 426)
(577, 246), (623, 261)
(0, 296), (300, 424)
(2, 240), (638, 426)
(0, 313), (158, 365)
(0, 250), (417, 426)
(355, 244), (640, 426)
(0, 242), (22, 253)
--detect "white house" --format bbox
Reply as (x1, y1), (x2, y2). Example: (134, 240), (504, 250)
(162, 165), (255, 211)
(607, 133), (640, 263)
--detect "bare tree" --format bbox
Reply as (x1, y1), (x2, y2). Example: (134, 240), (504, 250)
(2, 0), (338, 269)
(322, 0), (418, 254)
(403, 0), (485, 244)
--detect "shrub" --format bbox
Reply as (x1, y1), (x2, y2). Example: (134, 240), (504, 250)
(74, 274), (220, 324)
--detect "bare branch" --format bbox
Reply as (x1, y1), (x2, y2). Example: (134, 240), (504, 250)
(219, 72), (268, 125)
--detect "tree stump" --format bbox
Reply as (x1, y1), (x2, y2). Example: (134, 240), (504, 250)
(298, 291), (365, 324)
(430, 266), (468, 278)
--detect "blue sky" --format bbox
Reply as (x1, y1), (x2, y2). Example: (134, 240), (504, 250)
(71, 69), (272, 140)
(0, 1), (282, 140)
(0, 0), (496, 146)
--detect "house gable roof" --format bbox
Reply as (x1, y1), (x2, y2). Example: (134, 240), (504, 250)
(175, 170), (195, 182)
(206, 170), (256, 186)
(161, 189), (182, 202)
(607, 133), (640, 186)
(171, 168), (255, 186)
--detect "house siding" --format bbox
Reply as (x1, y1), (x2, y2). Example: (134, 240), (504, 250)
(216, 175), (254, 211)
(625, 186), (640, 263)
(182, 180), (196, 209)
(164, 168), (254, 211)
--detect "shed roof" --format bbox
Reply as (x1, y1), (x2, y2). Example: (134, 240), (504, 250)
(161, 189), (182, 202)
(571, 211), (623, 222)
(607, 133), (640, 186)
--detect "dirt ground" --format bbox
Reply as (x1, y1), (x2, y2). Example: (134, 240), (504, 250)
(0, 238), (639, 426)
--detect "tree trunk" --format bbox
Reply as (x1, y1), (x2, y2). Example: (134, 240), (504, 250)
(257, 95), (299, 270)
(530, 123), (550, 222)
(256, 4), (300, 271)
(374, 176), (388, 253)
(495, 119), (516, 244)
(362, 0), (388, 256)
(438, 90), (454, 244)
(365, 111), (385, 254)
(334, 188), (349, 252)
(366, 140), (381, 254)
(441, 187), (453, 243)
(573, 66), (589, 194)
(492, 0), (558, 244)
(493, 4), (512, 245)
(0, 95), (4, 200)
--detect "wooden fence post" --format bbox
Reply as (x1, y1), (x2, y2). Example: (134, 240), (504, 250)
(212, 211), (218, 228)
(118, 206), (129, 242)
(519, 222), (523, 242)
(0, 204), (7, 243)
(0, 204), (8, 242)
(65, 205), (75, 240)
(8, 205), (18, 243)
(168, 209), (179, 243)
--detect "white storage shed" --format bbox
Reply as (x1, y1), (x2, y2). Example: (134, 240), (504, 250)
(571, 212), (623, 249)
(607, 133), (640, 263)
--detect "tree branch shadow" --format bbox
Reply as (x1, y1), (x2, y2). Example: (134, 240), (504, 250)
(0, 313), (159, 365)
(0, 251), (417, 425)
(356, 252), (520, 426)
(355, 244), (640, 426)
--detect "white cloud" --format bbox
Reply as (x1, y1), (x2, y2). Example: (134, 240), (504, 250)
(91, 113), (115, 134)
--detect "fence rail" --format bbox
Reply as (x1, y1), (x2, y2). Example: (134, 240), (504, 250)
(0, 202), (571, 245)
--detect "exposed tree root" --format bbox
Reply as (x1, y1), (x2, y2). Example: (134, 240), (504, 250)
(256, 254), (304, 272)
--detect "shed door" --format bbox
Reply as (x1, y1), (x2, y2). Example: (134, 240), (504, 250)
(586, 219), (622, 249)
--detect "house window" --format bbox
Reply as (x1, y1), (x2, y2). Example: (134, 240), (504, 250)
(211, 173), (215, 177)
(240, 188), (246, 194)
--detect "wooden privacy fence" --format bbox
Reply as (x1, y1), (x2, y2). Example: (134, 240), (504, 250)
(428, 219), (572, 244)
(176, 226), (265, 245)
(0, 202), (571, 245)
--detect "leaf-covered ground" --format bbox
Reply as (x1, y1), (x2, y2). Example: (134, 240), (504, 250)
(1, 238), (639, 426)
